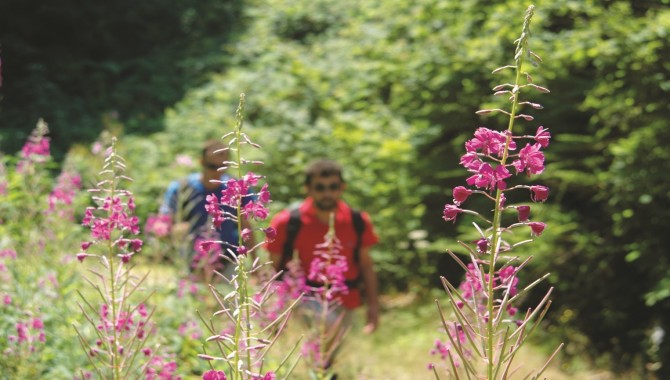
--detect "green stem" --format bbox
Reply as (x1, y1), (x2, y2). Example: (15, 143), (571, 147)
(318, 213), (335, 379)
(486, 7), (533, 378)
(108, 140), (121, 380)
(231, 94), (250, 380)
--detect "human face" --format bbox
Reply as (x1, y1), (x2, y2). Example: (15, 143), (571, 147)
(202, 149), (226, 173)
(307, 176), (345, 211)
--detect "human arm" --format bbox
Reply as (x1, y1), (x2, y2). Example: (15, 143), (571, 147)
(159, 180), (190, 240)
(359, 247), (379, 333)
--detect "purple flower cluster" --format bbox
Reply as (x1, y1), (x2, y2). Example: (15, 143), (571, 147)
(145, 355), (181, 380)
(307, 236), (349, 302)
(5, 317), (46, 354)
(202, 369), (275, 380)
(457, 263), (519, 317)
(428, 324), (469, 370)
(79, 195), (142, 263)
(46, 170), (82, 220)
(204, 171), (275, 254)
(192, 235), (225, 272)
(144, 214), (172, 238)
(0, 249), (17, 304)
(17, 120), (51, 172)
(458, 125), (549, 192)
(443, 125), (551, 237)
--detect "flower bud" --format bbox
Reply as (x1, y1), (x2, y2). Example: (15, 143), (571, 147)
(530, 185), (549, 202)
(528, 222), (546, 236)
(452, 186), (472, 205)
(517, 205), (531, 221)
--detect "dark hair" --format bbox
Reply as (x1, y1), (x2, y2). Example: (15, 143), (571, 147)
(304, 159), (344, 185)
(202, 140), (228, 159)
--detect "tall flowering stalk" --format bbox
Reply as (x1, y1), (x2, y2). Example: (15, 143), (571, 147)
(198, 94), (299, 380)
(74, 138), (176, 379)
(432, 6), (562, 379)
(300, 213), (350, 380)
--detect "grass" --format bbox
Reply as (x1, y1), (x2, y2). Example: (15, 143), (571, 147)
(135, 260), (620, 380)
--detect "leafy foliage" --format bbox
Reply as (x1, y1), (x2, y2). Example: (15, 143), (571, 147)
(0, 0), (244, 159)
(3, 0), (670, 376)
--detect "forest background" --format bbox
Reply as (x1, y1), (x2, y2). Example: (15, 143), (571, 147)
(1, 0), (669, 377)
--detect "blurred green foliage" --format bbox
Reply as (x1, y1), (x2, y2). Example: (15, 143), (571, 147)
(2, 0), (670, 376)
(0, 0), (244, 159)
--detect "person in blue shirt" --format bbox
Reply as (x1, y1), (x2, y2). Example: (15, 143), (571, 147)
(160, 140), (254, 281)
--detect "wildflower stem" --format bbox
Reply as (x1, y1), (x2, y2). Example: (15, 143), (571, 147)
(486, 6), (535, 379)
(231, 94), (247, 380)
(107, 138), (122, 379)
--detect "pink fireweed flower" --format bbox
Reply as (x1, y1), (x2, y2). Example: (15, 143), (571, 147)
(174, 154), (195, 167)
(263, 227), (277, 242)
(512, 143), (545, 176)
(466, 163), (511, 191)
(76, 253), (95, 262)
(16, 323), (29, 343)
(242, 201), (269, 221)
(145, 214), (172, 237)
(203, 370), (227, 380)
(0, 249), (16, 259)
(258, 183), (271, 204)
(497, 266), (519, 297)
(192, 238), (225, 271)
(46, 170), (82, 219)
(459, 264), (483, 300)
(308, 236), (349, 300)
(465, 128), (516, 157)
(442, 204), (463, 223)
(516, 205), (531, 221)
(301, 340), (323, 367)
(530, 185), (549, 202)
(534, 126), (551, 148)
(145, 355), (179, 380)
(220, 178), (248, 205)
(82, 193), (142, 263)
(459, 152), (482, 171)
(3, 293), (11, 305)
(21, 135), (50, 159)
(138, 303), (148, 318)
(452, 186), (473, 206)
(32, 318), (44, 330)
(528, 222), (546, 236)
(253, 372), (276, 380)
(476, 238), (489, 254)
(91, 142), (103, 155)
(241, 228), (253, 242)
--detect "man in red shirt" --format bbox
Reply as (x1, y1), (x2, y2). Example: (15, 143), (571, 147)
(266, 159), (380, 333)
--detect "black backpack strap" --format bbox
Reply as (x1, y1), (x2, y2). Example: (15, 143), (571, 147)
(279, 207), (302, 272)
(350, 209), (365, 266)
(343, 208), (366, 288)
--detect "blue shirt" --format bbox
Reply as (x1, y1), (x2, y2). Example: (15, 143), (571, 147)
(161, 173), (249, 255)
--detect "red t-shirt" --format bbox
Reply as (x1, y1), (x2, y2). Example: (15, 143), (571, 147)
(266, 198), (379, 309)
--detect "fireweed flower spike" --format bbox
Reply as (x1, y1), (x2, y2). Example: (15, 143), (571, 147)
(298, 213), (351, 379)
(198, 94), (301, 380)
(431, 6), (563, 379)
(73, 138), (171, 379)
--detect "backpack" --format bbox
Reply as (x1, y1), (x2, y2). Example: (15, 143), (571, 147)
(278, 206), (365, 288)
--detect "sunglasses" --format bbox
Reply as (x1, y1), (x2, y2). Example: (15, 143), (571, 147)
(313, 183), (341, 192)
(204, 163), (220, 170)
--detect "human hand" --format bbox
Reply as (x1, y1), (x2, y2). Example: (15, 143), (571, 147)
(171, 222), (190, 239)
(363, 305), (379, 334)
